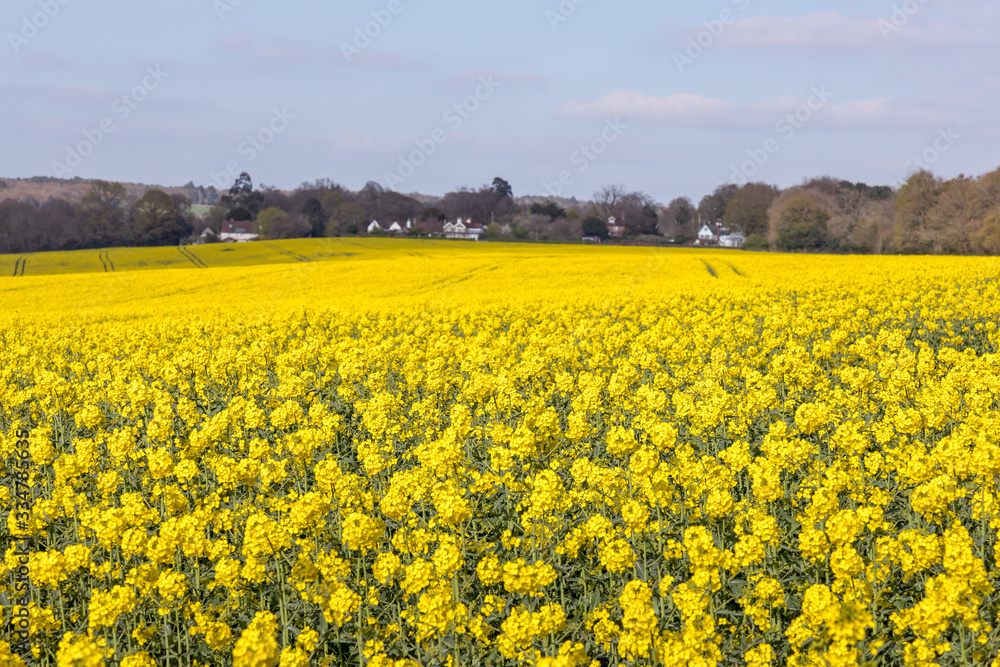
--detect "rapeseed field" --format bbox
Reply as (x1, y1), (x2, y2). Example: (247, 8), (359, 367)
(2, 241), (1000, 666)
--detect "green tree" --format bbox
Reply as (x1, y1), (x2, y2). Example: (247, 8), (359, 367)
(774, 192), (830, 251)
(484, 223), (506, 241)
(492, 177), (513, 199)
(220, 172), (263, 220)
(131, 190), (192, 246)
(633, 203), (661, 236)
(742, 235), (770, 251)
(81, 180), (128, 247)
(321, 190), (347, 215)
(258, 207), (310, 239)
(256, 207), (283, 239)
(581, 216), (608, 240)
(206, 205), (227, 231)
(327, 202), (369, 236)
(359, 181), (385, 217)
(723, 183), (778, 236)
(439, 185), (517, 223)
(665, 197), (695, 231)
(421, 207), (447, 222)
(530, 201), (566, 222)
(0, 200), (36, 253)
(300, 197), (325, 237)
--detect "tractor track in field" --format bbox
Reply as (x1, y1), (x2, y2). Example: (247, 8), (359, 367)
(12, 256), (27, 276)
(701, 259), (718, 279)
(721, 260), (745, 277)
(178, 246), (208, 269)
(98, 251), (116, 272)
(269, 244), (313, 262)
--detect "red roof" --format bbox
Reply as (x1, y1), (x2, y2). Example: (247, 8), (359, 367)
(414, 221), (445, 233)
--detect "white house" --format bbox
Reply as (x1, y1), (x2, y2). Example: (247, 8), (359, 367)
(719, 229), (746, 248)
(696, 223), (718, 245)
(198, 227), (219, 244)
(219, 221), (258, 242)
(607, 216), (625, 238)
(367, 220), (385, 234)
(444, 217), (485, 241)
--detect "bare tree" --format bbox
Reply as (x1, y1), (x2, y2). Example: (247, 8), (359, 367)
(594, 185), (626, 217)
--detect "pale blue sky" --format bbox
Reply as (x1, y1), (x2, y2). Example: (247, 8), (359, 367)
(1, 1), (997, 203)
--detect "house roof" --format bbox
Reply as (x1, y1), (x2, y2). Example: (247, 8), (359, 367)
(221, 221), (256, 234)
(415, 221), (445, 233)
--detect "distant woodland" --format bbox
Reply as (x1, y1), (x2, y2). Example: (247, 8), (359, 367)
(1, 168), (999, 254)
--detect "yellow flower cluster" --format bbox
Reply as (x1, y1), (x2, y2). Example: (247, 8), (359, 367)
(3, 243), (1000, 665)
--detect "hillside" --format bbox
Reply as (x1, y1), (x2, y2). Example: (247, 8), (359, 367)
(0, 177), (586, 211)
(0, 177), (207, 205)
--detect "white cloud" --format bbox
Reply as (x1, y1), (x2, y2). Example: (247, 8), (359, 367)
(558, 90), (979, 129)
(708, 10), (979, 50)
(556, 91), (838, 127)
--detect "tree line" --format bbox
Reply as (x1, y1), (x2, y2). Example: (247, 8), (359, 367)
(207, 176), (673, 243)
(0, 173), (664, 252)
(1, 167), (999, 254)
(0, 181), (196, 253)
(661, 167), (1000, 254)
